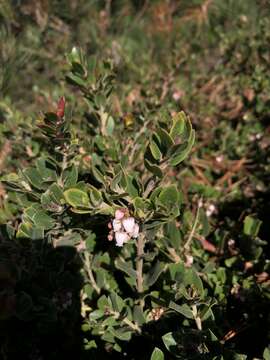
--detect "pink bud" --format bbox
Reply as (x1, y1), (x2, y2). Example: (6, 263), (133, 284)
(107, 233), (114, 241)
(56, 96), (65, 118)
(115, 209), (125, 220)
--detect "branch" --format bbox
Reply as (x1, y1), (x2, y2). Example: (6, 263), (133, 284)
(84, 252), (101, 295)
(184, 198), (202, 251)
(136, 233), (145, 308)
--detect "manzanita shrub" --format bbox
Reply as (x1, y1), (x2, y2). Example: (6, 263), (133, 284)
(1, 48), (269, 359)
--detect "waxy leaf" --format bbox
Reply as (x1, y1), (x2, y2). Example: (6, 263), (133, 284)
(64, 188), (90, 208)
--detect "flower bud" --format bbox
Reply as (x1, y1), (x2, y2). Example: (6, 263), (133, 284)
(107, 233), (114, 241)
(56, 96), (65, 118)
(112, 219), (122, 232)
(115, 232), (130, 247)
(122, 217), (135, 233)
(131, 223), (139, 238)
(114, 209), (125, 220)
(115, 209), (126, 220)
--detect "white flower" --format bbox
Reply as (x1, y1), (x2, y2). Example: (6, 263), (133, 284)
(206, 204), (216, 217)
(130, 223), (139, 238)
(115, 232), (130, 247)
(115, 209), (125, 220)
(112, 219), (122, 232)
(185, 255), (193, 267)
(215, 155), (224, 163)
(256, 133), (262, 140)
(122, 217), (135, 233)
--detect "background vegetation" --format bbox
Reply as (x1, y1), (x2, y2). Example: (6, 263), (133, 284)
(0, 0), (270, 359)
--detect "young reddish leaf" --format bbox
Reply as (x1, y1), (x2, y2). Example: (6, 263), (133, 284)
(56, 96), (65, 118)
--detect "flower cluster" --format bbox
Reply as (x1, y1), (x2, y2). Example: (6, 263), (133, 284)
(108, 209), (139, 247)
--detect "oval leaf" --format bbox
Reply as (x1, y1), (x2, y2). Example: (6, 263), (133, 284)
(64, 188), (90, 208)
(151, 347), (164, 360)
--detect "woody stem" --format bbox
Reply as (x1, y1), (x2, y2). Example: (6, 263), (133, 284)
(136, 233), (145, 308)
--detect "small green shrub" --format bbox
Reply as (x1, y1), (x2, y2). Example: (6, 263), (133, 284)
(0, 1), (269, 359)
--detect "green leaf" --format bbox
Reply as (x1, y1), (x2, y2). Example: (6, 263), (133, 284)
(109, 292), (124, 313)
(144, 159), (163, 178)
(89, 309), (104, 321)
(115, 259), (137, 280)
(89, 186), (102, 206)
(92, 166), (105, 185)
(32, 210), (55, 230)
(86, 232), (96, 252)
(85, 340), (97, 350)
(36, 158), (56, 181)
(64, 188), (90, 208)
(97, 295), (109, 310)
(48, 183), (64, 203)
(169, 112), (186, 140)
(24, 205), (54, 228)
(158, 185), (179, 210)
(68, 46), (82, 64)
(149, 187), (163, 201)
(207, 329), (219, 342)
(263, 347), (270, 360)
(225, 256), (238, 268)
(133, 197), (147, 218)
(63, 165), (78, 188)
(126, 175), (140, 197)
(162, 332), (177, 353)
(66, 73), (87, 88)
(106, 116), (115, 135)
(169, 301), (194, 319)
(133, 305), (145, 326)
(16, 222), (33, 238)
(23, 168), (43, 189)
(109, 327), (132, 341)
(232, 354), (247, 360)
(168, 262), (185, 282)
(185, 269), (204, 296)
(156, 127), (174, 151)
(243, 215), (262, 237)
(165, 221), (182, 248)
(150, 139), (162, 160)
(150, 347), (164, 360)
(169, 130), (195, 166)
(144, 261), (164, 288)
(55, 232), (81, 247)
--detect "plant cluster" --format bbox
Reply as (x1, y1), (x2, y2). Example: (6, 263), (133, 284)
(0, 1), (269, 359)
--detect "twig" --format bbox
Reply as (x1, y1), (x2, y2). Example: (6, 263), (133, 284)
(216, 158), (246, 186)
(191, 304), (202, 331)
(167, 247), (181, 263)
(136, 233), (145, 308)
(125, 118), (150, 161)
(184, 199), (202, 251)
(84, 252), (101, 295)
(191, 163), (211, 185)
(110, 310), (141, 333)
(0, 141), (11, 172)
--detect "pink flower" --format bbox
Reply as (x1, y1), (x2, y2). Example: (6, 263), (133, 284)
(107, 233), (114, 241)
(122, 217), (135, 233)
(112, 219), (122, 232)
(115, 232), (130, 247)
(131, 223), (139, 238)
(115, 209), (125, 220)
